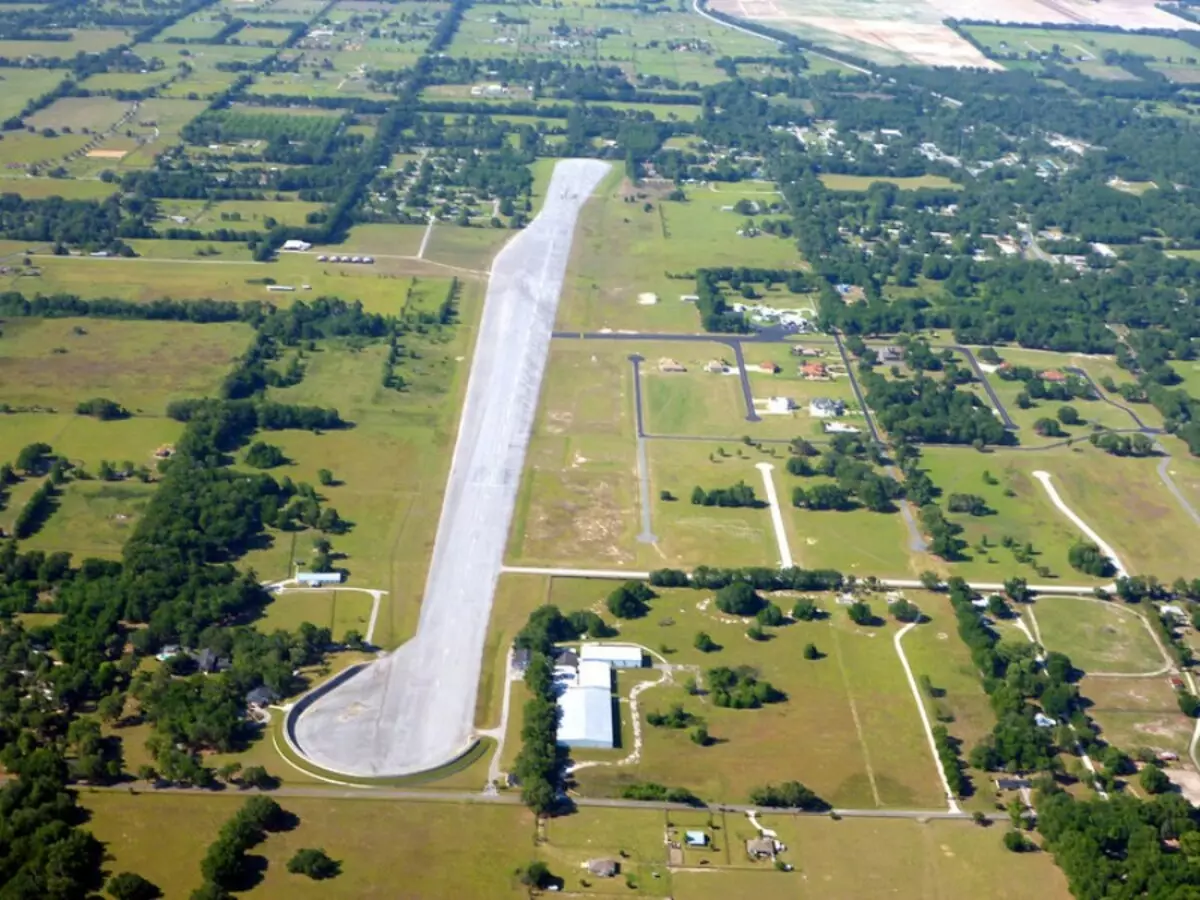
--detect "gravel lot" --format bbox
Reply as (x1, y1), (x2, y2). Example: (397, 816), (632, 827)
(290, 159), (611, 777)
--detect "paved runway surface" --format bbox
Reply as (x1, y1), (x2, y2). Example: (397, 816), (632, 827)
(290, 159), (611, 776)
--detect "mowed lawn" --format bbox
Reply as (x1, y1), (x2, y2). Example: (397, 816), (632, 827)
(0, 317), (251, 414)
(18, 479), (156, 560)
(238, 291), (481, 649)
(80, 793), (536, 900)
(1031, 596), (1167, 675)
(256, 589), (374, 641)
(549, 579), (946, 809)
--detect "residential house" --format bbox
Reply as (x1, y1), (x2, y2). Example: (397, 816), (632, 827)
(246, 686), (279, 708)
(580, 643), (644, 668)
(704, 359), (729, 374)
(764, 396), (796, 415)
(823, 421), (860, 434)
(757, 361), (780, 374)
(658, 357), (687, 373)
(809, 398), (845, 418)
(1034, 712), (1056, 728)
(511, 647), (532, 673)
(800, 361), (828, 379)
(280, 239), (312, 252)
(1041, 369), (1068, 383)
(789, 345), (823, 357)
(994, 777), (1032, 791)
(878, 346), (903, 363)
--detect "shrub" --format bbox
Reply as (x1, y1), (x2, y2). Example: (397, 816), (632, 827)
(286, 848), (340, 880)
(715, 581), (764, 616)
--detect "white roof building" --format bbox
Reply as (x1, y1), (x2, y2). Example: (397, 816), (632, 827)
(280, 239), (312, 252)
(764, 396), (795, 415)
(296, 569), (343, 585)
(809, 398), (845, 418)
(577, 659), (613, 689)
(580, 643), (644, 668)
(557, 685), (614, 748)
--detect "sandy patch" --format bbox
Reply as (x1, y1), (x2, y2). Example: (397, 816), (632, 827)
(86, 149), (128, 159)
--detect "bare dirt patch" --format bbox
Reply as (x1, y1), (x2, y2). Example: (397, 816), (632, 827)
(86, 149), (128, 159)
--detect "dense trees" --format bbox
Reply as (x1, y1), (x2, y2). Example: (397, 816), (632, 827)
(1068, 541), (1114, 578)
(690, 481), (759, 507)
(707, 666), (785, 709)
(747, 781), (828, 810)
(286, 848), (340, 880)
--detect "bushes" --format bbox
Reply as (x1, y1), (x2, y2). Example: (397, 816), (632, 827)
(1067, 541), (1114, 578)
(747, 781), (828, 811)
(690, 481), (758, 507)
(619, 782), (702, 805)
(932, 725), (968, 797)
(286, 848), (339, 880)
(607, 581), (654, 619)
(12, 479), (56, 539)
(244, 441), (285, 469)
(196, 797), (289, 894)
(707, 666), (785, 709)
(513, 652), (560, 814)
(75, 397), (129, 420)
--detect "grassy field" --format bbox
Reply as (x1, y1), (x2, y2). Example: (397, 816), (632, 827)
(155, 197), (327, 230)
(507, 341), (642, 568)
(0, 317), (251, 414)
(546, 578), (946, 809)
(236, 296), (481, 648)
(0, 415), (183, 479)
(26, 96), (132, 132)
(422, 224), (513, 271)
(0, 69), (67, 123)
(256, 589), (375, 641)
(1082, 675), (1194, 757)
(918, 445), (1190, 583)
(1031, 596), (1166, 675)
(80, 792), (536, 899)
(556, 172), (805, 333)
(0, 253), (447, 315)
(963, 25), (1200, 65)
(0, 176), (118, 200)
(788, 499), (924, 578)
(819, 173), (960, 191)
(17, 479), (157, 560)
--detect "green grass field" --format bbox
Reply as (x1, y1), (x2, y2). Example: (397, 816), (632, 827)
(1082, 676), (1194, 757)
(81, 792), (536, 900)
(0, 69), (67, 123)
(0, 317), (251, 414)
(256, 589), (375, 641)
(26, 96), (132, 133)
(0, 415), (183, 478)
(0, 254), (447, 315)
(1031, 596), (1166, 676)
(964, 25), (1200, 66)
(546, 578), (945, 809)
(155, 197), (326, 231)
(0, 177), (118, 200)
(18, 479), (156, 560)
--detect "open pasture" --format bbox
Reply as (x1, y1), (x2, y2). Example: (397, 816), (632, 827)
(1031, 596), (1166, 676)
(964, 24), (1200, 65)
(788, 498), (923, 577)
(548, 578), (947, 809)
(0, 29), (130, 59)
(154, 197), (326, 230)
(0, 415), (184, 478)
(157, 11), (230, 41)
(17, 479), (157, 560)
(0, 177), (117, 200)
(0, 69), (67, 123)
(820, 173), (961, 191)
(0, 317), (251, 414)
(81, 792), (535, 900)
(26, 96), (134, 133)
(234, 25), (300, 46)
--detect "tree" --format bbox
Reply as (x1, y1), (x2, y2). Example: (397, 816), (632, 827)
(803, 642), (819, 660)
(919, 570), (942, 591)
(691, 485), (706, 504)
(1139, 765), (1171, 794)
(1003, 831), (1033, 853)
(107, 873), (162, 900)
(607, 583), (650, 619)
(791, 598), (820, 620)
(757, 602), (784, 626)
(891, 599), (920, 622)
(1057, 405), (1080, 425)
(694, 631), (718, 653)
(847, 600), (873, 626)
(1033, 417), (1065, 437)
(244, 441), (285, 469)
(1068, 541), (1113, 577)
(715, 581), (764, 616)
(748, 781), (827, 810)
(691, 725), (712, 746)
(240, 765), (278, 790)
(317, 468), (334, 486)
(519, 861), (553, 889)
(287, 848), (340, 880)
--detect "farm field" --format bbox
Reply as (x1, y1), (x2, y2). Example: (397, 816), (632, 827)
(0, 415), (184, 481)
(0, 29), (130, 58)
(154, 197), (326, 230)
(547, 578), (947, 809)
(0, 177), (117, 200)
(964, 24), (1200, 66)
(1030, 596), (1167, 676)
(0, 69), (68, 122)
(16, 479), (157, 560)
(0, 317), (251, 414)
(26, 96), (132, 133)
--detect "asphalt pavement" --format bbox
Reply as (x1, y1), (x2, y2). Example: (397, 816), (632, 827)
(288, 159), (611, 777)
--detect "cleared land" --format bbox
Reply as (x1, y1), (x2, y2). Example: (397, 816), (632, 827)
(0, 317), (251, 414)
(1032, 596), (1166, 675)
(1083, 676), (1194, 757)
(291, 160), (611, 778)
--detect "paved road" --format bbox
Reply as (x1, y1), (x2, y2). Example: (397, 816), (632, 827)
(951, 345), (1017, 430)
(1064, 365), (1156, 432)
(628, 355), (659, 543)
(289, 160), (611, 777)
(1156, 451), (1200, 526)
(830, 331), (882, 443)
(73, 781), (987, 820)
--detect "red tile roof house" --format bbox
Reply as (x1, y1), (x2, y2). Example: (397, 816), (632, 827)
(1041, 369), (1068, 383)
(758, 361), (780, 374)
(800, 361), (828, 378)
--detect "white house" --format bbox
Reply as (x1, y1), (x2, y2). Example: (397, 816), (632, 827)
(823, 421), (861, 434)
(809, 398), (845, 418)
(764, 397), (796, 415)
(280, 239), (312, 252)
(580, 643), (644, 668)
